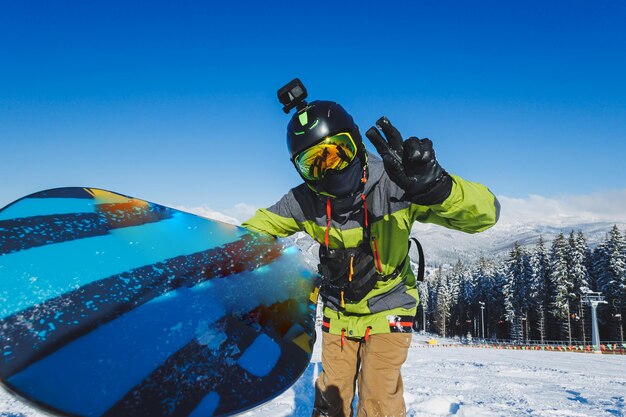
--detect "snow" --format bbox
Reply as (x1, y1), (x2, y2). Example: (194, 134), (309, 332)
(2, 330), (625, 417)
(249, 331), (626, 417)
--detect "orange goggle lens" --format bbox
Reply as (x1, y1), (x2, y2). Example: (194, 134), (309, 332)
(294, 132), (358, 181)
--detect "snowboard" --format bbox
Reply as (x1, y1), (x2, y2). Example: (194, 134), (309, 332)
(0, 187), (317, 417)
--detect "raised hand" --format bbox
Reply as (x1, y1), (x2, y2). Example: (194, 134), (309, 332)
(365, 116), (452, 205)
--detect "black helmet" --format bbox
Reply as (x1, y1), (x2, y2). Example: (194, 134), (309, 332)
(287, 100), (364, 161)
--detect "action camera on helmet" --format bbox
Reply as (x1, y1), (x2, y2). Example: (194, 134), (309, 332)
(277, 78), (308, 114)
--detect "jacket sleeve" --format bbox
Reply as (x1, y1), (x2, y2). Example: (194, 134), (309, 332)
(240, 191), (303, 237)
(411, 174), (500, 234)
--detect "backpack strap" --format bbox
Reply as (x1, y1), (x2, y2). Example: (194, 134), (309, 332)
(409, 237), (425, 330)
(409, 237), (425, 282)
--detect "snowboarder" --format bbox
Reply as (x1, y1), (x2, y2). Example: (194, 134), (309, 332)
(243, 80), (499, 417)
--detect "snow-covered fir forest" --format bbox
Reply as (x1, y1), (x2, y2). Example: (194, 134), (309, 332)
(418, 225), (626, 344)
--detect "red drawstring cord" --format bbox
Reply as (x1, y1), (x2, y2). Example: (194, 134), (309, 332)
(341, 329), (346, 351)
(364, 326), (372, 342)
(325, 197), (331, 247)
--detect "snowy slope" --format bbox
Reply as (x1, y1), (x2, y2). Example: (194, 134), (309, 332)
(245, 329), (626, 417)
(2, 328), (625, 417)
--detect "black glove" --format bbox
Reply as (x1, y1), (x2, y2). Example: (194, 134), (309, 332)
(365, 116), (452, 205)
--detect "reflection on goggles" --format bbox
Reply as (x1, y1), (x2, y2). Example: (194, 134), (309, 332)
(294, 132), (358, 181)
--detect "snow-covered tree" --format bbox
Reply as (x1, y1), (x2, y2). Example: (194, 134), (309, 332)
(432, 266), (453, 337)
(471, 257), (506, 339)
(457, 261), (476, 337)
(549, 233), (573, 342)
(567, 231), (590, 341)
(423, 226), (621, 341)
(594, 226), (626, 340)
(447, 260), (464, 336)
(504, 242), (532, 342)
(529, 236), (551, 343)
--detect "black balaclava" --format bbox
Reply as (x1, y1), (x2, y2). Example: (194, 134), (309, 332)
(314, 156), (363, 198)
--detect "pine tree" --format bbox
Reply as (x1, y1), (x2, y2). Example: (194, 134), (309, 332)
(472, 257), (495, 339)
(529, 236), (551, 343)
(426, 270), (439, 334)
(433, 266), (452, 337)
(568, 231), (590, 341)
(458, 261), (476, 337)
(447, 260), (464, 336)
(492, 262), (509, 340)
(471, 257), (506, 339)
(591, 242), (607, 293)
(550, 233), (572, 342)
(504, 242), (531, 342)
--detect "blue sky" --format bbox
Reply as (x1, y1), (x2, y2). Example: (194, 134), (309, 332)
(1, 1), (625, 213)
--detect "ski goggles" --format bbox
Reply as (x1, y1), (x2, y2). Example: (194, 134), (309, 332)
(293, 132), (358, 181)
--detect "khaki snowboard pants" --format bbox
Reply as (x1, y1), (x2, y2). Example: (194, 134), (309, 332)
(312, 331), (412, 417)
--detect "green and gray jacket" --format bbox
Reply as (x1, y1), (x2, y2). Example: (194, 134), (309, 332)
(242, 155), (499, 338)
